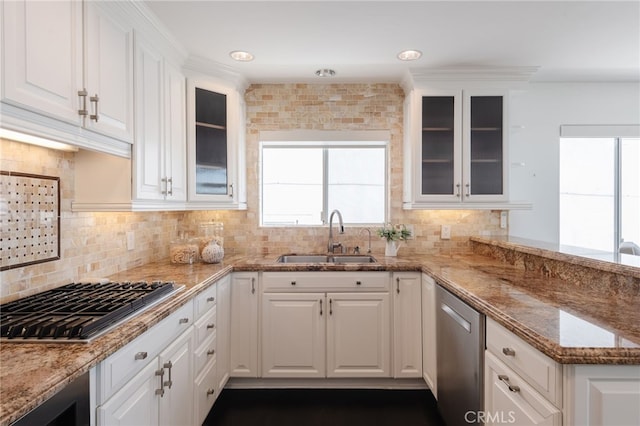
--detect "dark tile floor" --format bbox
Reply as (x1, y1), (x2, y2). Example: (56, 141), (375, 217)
(203, 388), (445, 426)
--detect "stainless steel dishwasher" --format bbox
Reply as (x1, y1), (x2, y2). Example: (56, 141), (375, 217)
(436, 284), (485, 426)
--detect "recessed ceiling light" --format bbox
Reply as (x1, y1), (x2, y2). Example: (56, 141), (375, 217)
(397, 49), (422, 61)
(230, 50), (254, 62)
(315, 69), (336, 77)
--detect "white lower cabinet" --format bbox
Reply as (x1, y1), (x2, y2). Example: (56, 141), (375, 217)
(97, 327), (194, 426)
(392, 272), (422, 378)
(421, 273), (437, 397)
(485, 351), (561, 426)
(485, 318), (562, 426)
(564, 364), (640, 426)
(261, 272), (391, 379)
(229, 272), (259, 377)
(326, 292), (390, 378)
(262, 292), (325, 377)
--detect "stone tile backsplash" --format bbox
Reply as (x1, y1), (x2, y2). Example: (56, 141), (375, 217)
(0, 83), (505, 302)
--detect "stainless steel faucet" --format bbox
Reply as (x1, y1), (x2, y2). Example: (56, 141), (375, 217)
(359, 228), (372, 253)
(327, 209), (344, 253)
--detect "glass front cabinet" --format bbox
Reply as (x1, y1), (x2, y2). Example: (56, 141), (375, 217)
(186, 77), (247, 209)
(403, 88), (509, 208)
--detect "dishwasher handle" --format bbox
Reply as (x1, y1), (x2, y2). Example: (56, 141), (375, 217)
(441, 303), (471, 333)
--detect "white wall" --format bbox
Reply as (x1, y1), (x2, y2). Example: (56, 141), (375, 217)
(508, 82), (640, 243)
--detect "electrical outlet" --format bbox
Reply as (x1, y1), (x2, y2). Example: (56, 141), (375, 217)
(405, 224), (415, 239)
(441, 225), (451, 240)
(500, 211), (508, 229)
(126, 231), (135, 251)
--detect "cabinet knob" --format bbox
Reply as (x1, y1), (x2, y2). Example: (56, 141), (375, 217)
(291, 281), (296, 286)
(134, 351), (148, 360)
(207, 323), (215, 330)
(179, 318), (189, 324)
(502, 347), (516, 356)
(356, 281), (362, 286)
(207, 349), (215, 356)
(207, 388), (215, 396)
(207, 296), (215, 302)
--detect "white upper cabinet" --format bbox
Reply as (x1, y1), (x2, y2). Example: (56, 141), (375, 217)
(1, 0), (83, 125)
(402, 68), (537, 210)
(133, 33), (186, 204)
(186, 76), (247, 210)
(403, 88), (510, 208)
(1, 0), (134, 156)
(83, 1), (134, 143)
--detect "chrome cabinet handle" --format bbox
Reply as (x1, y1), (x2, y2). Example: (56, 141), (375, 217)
(179, 318), (189, 324)
(206, 388), (215, 397)
(135, 351), (148, 360)
(329, 299), (333, 315)
(251, 277), (255, 294)
(319, 299), (323, 316)
(77, 89), (88, 117)
(155, 368), (165, 397)
(465, 183), (470, 197)
(207, 348), (215, 356)
(89, 94), (99, 122)
(163, 361), (173, 389)
(207, 296), (215, 302)
(502, 347), (516, 356)
(396, 277), (400, 294)
(166, 177), (173, 196)
(229, 183), (234, 198)
(498, 374), (520, 393)
(455, 183), (461, 198)
(161, 177), (168, 195)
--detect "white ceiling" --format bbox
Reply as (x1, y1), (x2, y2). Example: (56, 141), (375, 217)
(144, 0), (640, 84)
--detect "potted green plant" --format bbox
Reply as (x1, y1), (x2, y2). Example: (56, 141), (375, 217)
(377, 223), (411, 256)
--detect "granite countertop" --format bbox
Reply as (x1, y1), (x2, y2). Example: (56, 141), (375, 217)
(1, 250), (639, 425)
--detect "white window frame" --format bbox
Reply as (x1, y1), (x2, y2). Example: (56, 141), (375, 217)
(559, 125), (640, 253)
(259, 130), (390, 227)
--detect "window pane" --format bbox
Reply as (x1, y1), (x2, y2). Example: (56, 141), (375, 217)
(560, 138), (615, 251)
(262, 148), (323, 225)
(327, 148), (385, 224)
(621, 138), (640, 249)
(261, 144), (387, 226)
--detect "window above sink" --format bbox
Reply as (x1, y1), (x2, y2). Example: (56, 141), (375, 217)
(259, 130), (389, 227)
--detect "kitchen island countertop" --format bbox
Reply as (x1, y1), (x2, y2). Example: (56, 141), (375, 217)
(1, 244), (638, 425)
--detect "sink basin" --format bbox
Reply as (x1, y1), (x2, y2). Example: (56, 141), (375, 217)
(331, 255), (377, 264)
(277, 255), (330, 263)
(276, 254), (377, 264)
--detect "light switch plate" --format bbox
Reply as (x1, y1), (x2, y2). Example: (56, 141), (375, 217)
(126, 231), (135, 251)
(441, 225), (451, 240)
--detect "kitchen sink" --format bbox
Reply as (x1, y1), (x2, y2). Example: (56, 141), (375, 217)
(277, 255), (331, 263)
(276, 254), (377, 264)
(331, 255), (377, 264)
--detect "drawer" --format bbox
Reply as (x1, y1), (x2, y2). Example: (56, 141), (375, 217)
(194, 305), (217, 348)
(194, 333), (217, 377)
(194, 282), (217, 320)
(485, 351), (561, 425)
(194, 358), (218, 425)
(263, 272), (390, 292)
(486, 318), (562, 406)
(97, 300), (193, 404)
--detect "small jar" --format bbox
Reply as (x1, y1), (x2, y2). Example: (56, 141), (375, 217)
(169, 238), (200, 264)
(198, 222), (224, 260)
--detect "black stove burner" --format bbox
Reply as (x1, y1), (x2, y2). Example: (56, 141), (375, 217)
(0, 281), (177, 341)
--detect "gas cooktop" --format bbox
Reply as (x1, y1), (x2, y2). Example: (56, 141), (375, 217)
(0, 281), (183, 343)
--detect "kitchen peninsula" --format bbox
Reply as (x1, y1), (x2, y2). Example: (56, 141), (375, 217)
(1, 237), (638, 425)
